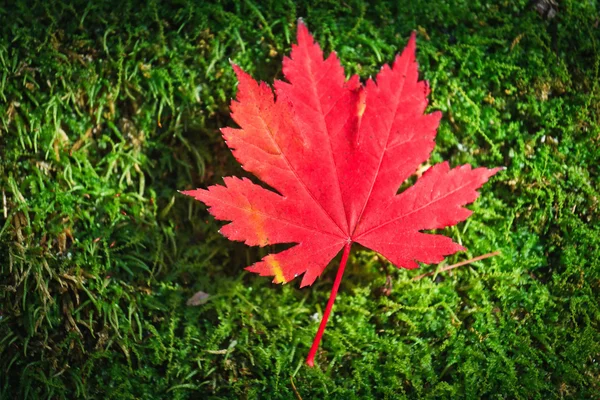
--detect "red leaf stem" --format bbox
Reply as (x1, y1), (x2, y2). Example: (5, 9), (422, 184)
(306, 242), (352, 367)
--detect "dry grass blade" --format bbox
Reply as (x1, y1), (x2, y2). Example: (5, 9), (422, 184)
(412, 251), (501, 280)
(290, 376), (303, 400)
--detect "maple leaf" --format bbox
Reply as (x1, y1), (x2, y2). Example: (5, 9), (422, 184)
(181, 21), (500, 366)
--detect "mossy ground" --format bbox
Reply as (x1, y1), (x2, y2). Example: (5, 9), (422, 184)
(1, 0), (599, 398)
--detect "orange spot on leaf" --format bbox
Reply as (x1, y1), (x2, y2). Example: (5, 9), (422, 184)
(357, 88), (367, 119)
(248, 206), (268, 246)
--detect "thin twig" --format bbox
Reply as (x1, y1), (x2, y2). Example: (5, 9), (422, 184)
(290, 376), (303, 400)
(412, 251), (501, 281)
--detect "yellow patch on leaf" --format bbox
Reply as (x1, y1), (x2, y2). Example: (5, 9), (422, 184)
(267, 256), (286, 284)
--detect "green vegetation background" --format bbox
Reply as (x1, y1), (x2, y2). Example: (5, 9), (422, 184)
(1, 0), (599, 398)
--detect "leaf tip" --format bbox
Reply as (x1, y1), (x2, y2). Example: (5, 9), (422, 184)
(299, 276), (313, 288)
(295, 17), (313, 46)
(230, 62), (242, 73)
(409, 30), (417, 44)
(395, 30), (418, 66)
(487, 166), (505, 179)
(455, 243), (467, 253)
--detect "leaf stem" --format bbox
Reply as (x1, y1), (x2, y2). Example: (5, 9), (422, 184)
(306, 242), (352, 367)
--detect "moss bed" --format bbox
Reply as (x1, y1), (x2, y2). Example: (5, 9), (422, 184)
(1, 0), (599, 398)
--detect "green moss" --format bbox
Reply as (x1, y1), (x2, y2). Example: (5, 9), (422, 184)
(1, 0), (599, 398)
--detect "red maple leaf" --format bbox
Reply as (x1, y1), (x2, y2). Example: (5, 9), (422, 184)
(182, 21), (499, 366)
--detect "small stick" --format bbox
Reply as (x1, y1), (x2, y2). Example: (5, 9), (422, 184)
(2, 189), (6, 218)
(412, 251), (501, 281)
(290, 376), (303, 400)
